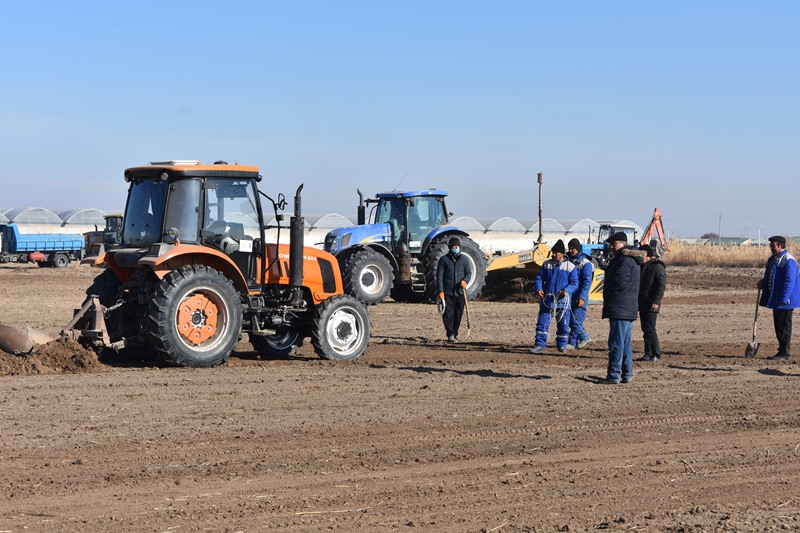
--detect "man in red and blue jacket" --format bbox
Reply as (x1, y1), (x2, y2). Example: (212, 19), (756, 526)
(758, 235), (800, 361)
(530, 239), (579, 354)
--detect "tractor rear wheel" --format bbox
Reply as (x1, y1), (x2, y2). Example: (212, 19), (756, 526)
(341, 248), (394, 305)
(250, 330), (303, 359)
(311, 295), (370, 361)
(423, 235), (487, 301)
(147, 265), (242, 368)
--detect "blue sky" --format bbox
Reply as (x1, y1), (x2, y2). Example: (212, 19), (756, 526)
(1, 1), (797, 238)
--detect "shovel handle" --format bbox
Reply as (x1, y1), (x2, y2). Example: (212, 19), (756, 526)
(752, 288), (761, 342)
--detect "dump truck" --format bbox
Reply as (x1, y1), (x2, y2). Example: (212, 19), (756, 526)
(323, 189), (487, 304)
(0, 223), (84, 267)
(63, 160), (371, 367)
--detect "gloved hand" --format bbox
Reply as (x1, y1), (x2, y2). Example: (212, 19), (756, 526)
(537, 290), (544, 299)
(460, 280), (467, 289)
(578, 298), (585, 307)
(651, 303), (660, 311)
(559, 290), (567, 298)
(438, 292), (445, 300)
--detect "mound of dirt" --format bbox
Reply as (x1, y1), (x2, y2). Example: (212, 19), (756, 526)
(479, 269), (537, 303)
(0, 337), (102, 376)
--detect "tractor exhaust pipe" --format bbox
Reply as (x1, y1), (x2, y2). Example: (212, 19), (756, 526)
(357, 189), (366, 225)
(289, 184), (305, 304)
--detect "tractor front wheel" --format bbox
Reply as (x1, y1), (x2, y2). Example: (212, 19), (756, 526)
(311, 295), (370, 361)
(341, 249), (394, 305)
(148, 265), (242, 368)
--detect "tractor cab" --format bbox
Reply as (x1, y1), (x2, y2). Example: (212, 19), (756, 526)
(372, 190), (449, 253)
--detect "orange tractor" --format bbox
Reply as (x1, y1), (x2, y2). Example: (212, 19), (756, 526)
(63, 160), (371, 367)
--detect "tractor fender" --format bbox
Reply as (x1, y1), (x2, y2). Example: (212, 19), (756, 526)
(421, 227), (469, 256)
(336, 243), (398, 271)
(138, 244), (249, 293)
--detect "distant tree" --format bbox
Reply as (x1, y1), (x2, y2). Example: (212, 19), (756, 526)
(701, 232), (719, 240)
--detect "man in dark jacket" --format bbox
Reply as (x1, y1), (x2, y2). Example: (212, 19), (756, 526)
(436, 237), (472, 342)
(601, 232), (644, 384)
(637, 244), (667, 362)
(757, 235), (800, 360)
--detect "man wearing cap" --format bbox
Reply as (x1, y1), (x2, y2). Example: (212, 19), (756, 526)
(601, 232), (645, 384)
(566, 238), (594, 351)
(637, 244), (667, 362)
(757, 236), (800, 361)
(436, 237), (472, 342)
(530, 239), (579, 354)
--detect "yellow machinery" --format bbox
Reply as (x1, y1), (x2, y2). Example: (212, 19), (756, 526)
(486, 242), (604, 304)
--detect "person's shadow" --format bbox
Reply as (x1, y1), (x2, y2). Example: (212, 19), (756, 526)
(758, 368), (800, 377)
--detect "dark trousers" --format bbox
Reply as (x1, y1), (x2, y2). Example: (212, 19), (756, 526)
(442, 293), (465, 338)
(773, 309), (793, 356)
(640, 310), (661, 357)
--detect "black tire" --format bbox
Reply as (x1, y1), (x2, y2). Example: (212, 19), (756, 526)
(84, 269), (122, 306)
(341, 248), (394, 305)
(311, 295), (370, 361)
(251, 330), (303, 359)
(423, 235), (487, 301)
(147, 265), (242, 368)
(53, 253), (70, 268)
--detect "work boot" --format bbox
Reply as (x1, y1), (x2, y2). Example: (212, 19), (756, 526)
(557, 346), (567, 353)
(529, 346), (545, 354)
(577, 337), (592, 349)
(767, 354), (790, 361)
(447, 335), (456, 342)
(565, 344), (576, 351)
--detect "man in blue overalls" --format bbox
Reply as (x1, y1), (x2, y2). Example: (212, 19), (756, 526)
(566, 238), (594, 350)
(530, 239), (579, 354)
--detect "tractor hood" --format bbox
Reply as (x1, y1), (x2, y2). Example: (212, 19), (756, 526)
(324, 224), (392, 254)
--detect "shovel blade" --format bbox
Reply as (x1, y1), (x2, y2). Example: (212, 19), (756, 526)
(745, 341), (760, 358)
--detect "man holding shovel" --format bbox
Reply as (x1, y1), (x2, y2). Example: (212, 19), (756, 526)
(437, 237), (472, 343)
(757, 235), (800, 361)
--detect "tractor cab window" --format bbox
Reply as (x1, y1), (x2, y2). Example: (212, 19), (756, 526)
(375, 198), (406, 245)
(407, 196), (446, 242)
(123, 179), (167, 246)
(202, 179), (260, 254)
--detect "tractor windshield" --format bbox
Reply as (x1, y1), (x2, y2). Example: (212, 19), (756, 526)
(123, 180), (167, 246)
(407, 196), (447, 242)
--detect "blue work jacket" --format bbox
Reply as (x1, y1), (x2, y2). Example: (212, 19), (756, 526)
(569, 253), (594, 309)
(534, 258), (579, 310)
(759, 250), (800, 310)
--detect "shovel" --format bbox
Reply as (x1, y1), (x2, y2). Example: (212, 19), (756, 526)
(745, 288), (761, 358)
(462, 291), (471, 338)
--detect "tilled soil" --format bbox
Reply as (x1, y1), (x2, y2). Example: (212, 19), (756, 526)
(1, 263), (799, 531)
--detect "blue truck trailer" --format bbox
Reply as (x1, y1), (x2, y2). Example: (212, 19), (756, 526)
(0, 223), (84, 267)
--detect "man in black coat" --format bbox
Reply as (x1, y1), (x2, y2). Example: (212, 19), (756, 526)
(436, 237), (472, 342)
(601, 232), (645, 384)
(637, 244), (667, 362)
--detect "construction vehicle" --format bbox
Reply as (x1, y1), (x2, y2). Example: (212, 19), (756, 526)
(583, 208), (669, 269)
(323, 189), (486, 304)
(84, 213), (123, 254)
(0, 223), (84, 267)
(640, 207), (670, 256)
(63, 160), (371, 367)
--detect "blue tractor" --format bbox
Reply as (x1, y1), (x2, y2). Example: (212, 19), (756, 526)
(323, 190), (487, 304)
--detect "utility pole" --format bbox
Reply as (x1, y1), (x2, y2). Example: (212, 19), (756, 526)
(718, 214), (722, 245)
(537, 172), (544, 244)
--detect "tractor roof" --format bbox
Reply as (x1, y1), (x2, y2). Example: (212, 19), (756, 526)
(376, 189), (448, 199)
(124, 160), (260, 182)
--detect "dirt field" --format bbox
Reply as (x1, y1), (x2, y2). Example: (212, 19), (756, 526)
(1, 263), (799, 532)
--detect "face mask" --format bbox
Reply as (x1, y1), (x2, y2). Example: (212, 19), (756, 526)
(449, 247), (461, 255)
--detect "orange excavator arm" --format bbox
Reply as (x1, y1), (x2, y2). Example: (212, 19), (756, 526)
(641, 208), (670, 254)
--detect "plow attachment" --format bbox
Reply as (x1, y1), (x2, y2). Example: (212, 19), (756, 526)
(0, 323), (54, 356)
(60, 296), (121, 350)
